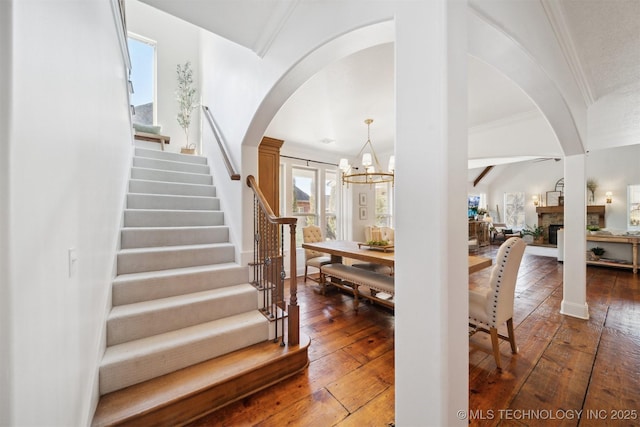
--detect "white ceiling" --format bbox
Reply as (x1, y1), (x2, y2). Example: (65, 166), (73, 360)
(140, 0), (640, 163)
(266, 48), (540, 157)
(558, 0), (640, 102)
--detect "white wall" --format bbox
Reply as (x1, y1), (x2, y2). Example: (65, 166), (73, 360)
(0, 1), (13, 424)
(484, 144), (640, 231)
(468, 111), (563, 159)
(585, 145), (640, 230)
(487, 159), (564, 228)
(197, 5), (396, 265)
(127, 0), (201, 153)
(9, 1), (132, 425)
(199, 31), (259, 265)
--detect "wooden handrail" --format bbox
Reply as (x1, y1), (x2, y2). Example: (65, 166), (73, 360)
(246, 176), (296, 225)
(247, 175), (299, 345)
(202, 105), (241, 181)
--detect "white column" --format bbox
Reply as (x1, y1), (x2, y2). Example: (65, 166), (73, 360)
(395, 0), (468, 425)
(0, 1), (12, 424)
(561, 154), (589, 319)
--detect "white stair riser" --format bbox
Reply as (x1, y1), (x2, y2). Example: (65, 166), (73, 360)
(133, 156), (210, 175)
(112, 265), (250, 306)
(129, 179), (216, 197)
(117, 245), (235, 274)
(124, 210), (224, 227)
(135, 147), (207, 165)
(131, 168), (212, 185)
(99, 313), (269, 395)
(127, 193), (220, 211)
(107, 286), (259, 346)
(121, 226), (229, 249)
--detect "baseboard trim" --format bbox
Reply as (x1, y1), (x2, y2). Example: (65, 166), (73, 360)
(560, 300), (589, 319)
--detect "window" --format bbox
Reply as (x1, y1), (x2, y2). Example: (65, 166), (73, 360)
(279, 163), (285, 216)
(375, 182), (393, 227)
(128, 34), (156, 125)
(325, 171), (338, 240)
(292, 167), (317, 246)
(504, 192), (525, 229)
(628, 184), (640, 229)
(468, 195), (480, 219)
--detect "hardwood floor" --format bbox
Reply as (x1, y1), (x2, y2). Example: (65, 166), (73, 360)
(188, 245), (640, 426)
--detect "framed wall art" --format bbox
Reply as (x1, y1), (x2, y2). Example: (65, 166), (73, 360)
(546, 191), (562, 207)
(359, 207), (368, 220)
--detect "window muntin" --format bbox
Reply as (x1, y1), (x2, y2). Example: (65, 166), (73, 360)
(292, 167), (318, 246)
(325, 170), (338, 240)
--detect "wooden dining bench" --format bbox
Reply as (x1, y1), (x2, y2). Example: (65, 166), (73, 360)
(320, 263), (395, 311)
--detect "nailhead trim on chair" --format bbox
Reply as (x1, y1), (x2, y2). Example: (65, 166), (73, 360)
(490, 240), (514, 326)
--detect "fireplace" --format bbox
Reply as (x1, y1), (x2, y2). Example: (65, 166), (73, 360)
(548, 224), (563, 245)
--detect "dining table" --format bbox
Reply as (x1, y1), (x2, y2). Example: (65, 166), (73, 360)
(302, 240), (492, 274)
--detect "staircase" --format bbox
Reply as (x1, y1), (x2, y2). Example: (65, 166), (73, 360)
(92, 146), (309, 426)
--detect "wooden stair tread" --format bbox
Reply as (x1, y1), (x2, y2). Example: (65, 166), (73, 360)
(92, 333), (310, 427)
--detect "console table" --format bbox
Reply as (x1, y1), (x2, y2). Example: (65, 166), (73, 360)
(586, 235), (640, 274)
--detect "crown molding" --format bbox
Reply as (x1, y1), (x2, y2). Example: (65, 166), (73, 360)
(541, 0), (595, 106)
(252, 0), (299, 57)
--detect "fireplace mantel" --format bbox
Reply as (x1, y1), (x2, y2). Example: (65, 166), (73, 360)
(536, 205), (606, 228)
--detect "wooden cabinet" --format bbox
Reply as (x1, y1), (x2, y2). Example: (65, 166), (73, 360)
(469, 221), (490, 247)
(586, 235), (640, 274)
(258, 136), (284, 215)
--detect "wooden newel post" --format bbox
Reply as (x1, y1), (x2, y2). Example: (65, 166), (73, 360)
(287, 222), (299, 345)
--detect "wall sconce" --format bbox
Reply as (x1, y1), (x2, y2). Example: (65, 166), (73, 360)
(606, 191), (613, 203)
(532, 195), (539, 206)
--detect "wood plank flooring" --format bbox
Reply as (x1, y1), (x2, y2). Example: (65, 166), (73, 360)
(188, 246), (640, 426)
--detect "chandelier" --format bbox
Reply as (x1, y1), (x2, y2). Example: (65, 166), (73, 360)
(338, 119), (394, 186)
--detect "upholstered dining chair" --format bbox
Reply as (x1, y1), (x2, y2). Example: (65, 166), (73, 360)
(302, 225), (331, 283)
(469, 236), (526, 369)
(356, 226), (394, 275)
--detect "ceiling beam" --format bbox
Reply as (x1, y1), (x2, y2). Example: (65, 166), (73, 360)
(473, 165), (494, 187)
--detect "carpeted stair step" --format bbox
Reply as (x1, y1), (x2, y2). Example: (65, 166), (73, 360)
(117, 243), (235, 274)
(124, 209), (224, 227)
(133, 156), (211, 175)
(129, 179), (216, 197)
(112, 263), (249, 306)
(126, 193), (220, 210)
(121, 225), (229, 249)
(135, 147), (207, 165)
(99, 310), (269, 395)
(91, 334), (310, 427)
(107, 284), (259, 346)
(131, 167), (212, 185)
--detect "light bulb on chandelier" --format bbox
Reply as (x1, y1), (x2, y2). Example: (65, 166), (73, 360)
(339, 118), (394, 186)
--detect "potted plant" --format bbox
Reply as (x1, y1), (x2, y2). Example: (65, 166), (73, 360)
(587, 225), (600, 234)
(590, 246), (605, 260)
(522, 224), (544, 244)
(176, 61), (199, 154)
